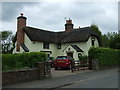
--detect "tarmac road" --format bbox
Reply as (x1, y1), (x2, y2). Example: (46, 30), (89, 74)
(61, 69), (118, 88)
(0, 72), (1, 90)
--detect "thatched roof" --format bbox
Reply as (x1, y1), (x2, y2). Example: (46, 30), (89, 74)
(23, 26), (100, 44)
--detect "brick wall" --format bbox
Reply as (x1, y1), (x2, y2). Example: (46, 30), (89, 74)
(2, 62), (47, 86)
(16, 14), (26, 52)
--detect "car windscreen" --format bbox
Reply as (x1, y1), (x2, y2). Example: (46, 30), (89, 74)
(57, 56), (67, 59)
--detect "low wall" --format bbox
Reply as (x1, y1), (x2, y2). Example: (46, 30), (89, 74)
(2, 62), (46, 86)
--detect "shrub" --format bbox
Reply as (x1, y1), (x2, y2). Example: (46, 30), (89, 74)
(88, 47), (120, 68)
(2, 52), (46, 71)
(79, 55), (88, 62)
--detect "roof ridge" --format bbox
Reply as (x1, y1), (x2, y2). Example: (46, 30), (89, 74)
(23, 26), (100, 43)
(24, 26), (56, 33)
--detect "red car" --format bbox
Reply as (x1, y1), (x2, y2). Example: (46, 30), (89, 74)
(53, 56), (75, 70)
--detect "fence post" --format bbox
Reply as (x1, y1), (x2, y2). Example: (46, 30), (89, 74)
(88, 56), (92, 70)
(71, 60), (74, 73)
(36, 62), (45, 79)
(93, 59), (99, 70)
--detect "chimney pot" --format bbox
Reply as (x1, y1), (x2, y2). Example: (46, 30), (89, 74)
(66, 20), (72, 24)
(65, 19), (74, 32)
(20, 13), (24, 16)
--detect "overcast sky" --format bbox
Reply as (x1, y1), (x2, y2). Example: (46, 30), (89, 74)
(1, 1), (119, 34)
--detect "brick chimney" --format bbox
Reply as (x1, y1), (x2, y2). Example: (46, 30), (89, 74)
(65, 19), (74, 32)
(16, 13), (27, 52)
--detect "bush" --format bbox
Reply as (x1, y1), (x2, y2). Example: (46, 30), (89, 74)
(88, 47), (120, 68)
(2, 52), (46, 71)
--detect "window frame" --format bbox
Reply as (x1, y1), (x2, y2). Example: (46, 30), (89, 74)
(57, 44), (61, 49)
(43, 42), (49, 49)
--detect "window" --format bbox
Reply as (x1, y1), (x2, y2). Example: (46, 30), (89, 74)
(68, 48), (70, 50)
(57, 44), (61, 49)
(43, 42), (49, 49)
(78, 53), (82, 58)
(91, 38), (95, 46)
(57, 56), (67, 59)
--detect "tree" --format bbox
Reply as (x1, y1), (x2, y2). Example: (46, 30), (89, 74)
(101, 32), (120, 49)
(0, 30), (15, 54)
(101, 34), (110, 48)
(90, 24), (120, 49)
(90, 24), (102, 36)
(109, 33), (120, 49)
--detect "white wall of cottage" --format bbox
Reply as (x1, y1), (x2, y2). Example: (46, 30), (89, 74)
(13, 33), (99, 60)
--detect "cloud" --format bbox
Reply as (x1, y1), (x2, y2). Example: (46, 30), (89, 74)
(118, 1), (120, 32)
(2, 2), (39, 22)
(1, 1), (118, 34)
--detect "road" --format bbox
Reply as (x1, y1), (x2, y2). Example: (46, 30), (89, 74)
(3, 67), (119, 88)
(61, 69), (118, 88)
(0, 72), (1, 90)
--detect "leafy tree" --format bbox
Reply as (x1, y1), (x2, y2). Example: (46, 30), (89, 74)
(0, 30), (15, 54)
(90, 24), (102, 36)
(101, 32), (120, 49)
(90, 24), (119, 49)
(109, 33), (120, 49)
(101, 34), (110, 48)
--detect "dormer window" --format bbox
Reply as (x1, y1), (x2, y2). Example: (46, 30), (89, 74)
(57, 44), (61, 49)
(91, 37), (95, 46)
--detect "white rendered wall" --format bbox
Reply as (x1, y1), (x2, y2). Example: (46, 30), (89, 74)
(13, 34), (99, 60)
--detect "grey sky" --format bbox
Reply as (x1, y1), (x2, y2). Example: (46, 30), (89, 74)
(1, 1), (118, 34)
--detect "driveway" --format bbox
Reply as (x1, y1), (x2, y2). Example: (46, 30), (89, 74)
(51, 67), (92, 78)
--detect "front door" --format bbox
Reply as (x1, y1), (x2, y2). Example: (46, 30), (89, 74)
(67, 53), (73, 58)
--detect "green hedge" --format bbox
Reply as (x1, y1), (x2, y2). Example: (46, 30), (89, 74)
(88, 47), (120, 68)
(2, 52), (46, 71)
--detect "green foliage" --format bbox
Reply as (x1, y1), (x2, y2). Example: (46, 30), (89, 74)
(79, 55), (88, 67)
(109, 34), (120, 49)
(79, 55), (88, 61)
(101, 34), (110, 48)
(0, 30), (15, 54)
(89, 47), (120, 68)
(2, 52), (46, 71)
(1, 31), (12, 40)
(90, 24), (120, 49)
(101, 32), (120, 49)
(90, 24), (102, 36)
